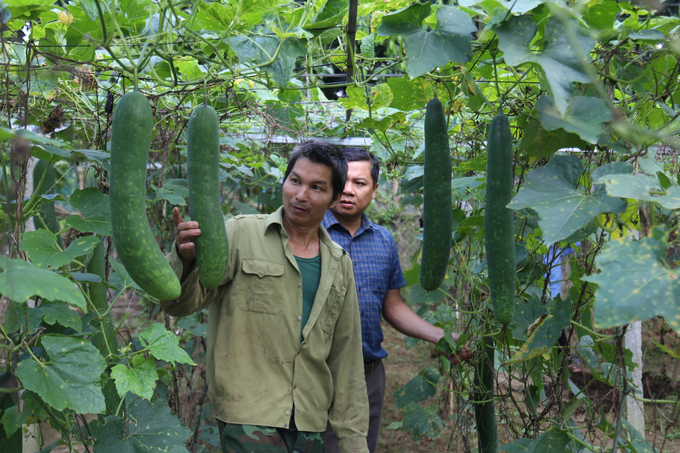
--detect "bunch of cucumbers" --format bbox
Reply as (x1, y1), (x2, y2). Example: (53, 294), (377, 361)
(109, 90), (228, 300)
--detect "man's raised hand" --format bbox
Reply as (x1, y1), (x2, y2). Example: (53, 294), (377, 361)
(172, 206), (201, 262)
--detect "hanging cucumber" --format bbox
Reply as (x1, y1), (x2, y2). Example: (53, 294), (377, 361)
(109, 91), (181, 301)
(473, 337), (498, 453)
(87, 240), (117, 356)
(32, 160), (64, 249)
(484, 113), (515, 325)
(187, 104), (229, 290)
(420, 97), (453, 291)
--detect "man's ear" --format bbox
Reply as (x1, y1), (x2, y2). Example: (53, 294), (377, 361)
(329, 193), (341, 209)
(372, 183), (379, 199)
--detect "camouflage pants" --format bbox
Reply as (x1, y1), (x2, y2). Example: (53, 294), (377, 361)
(218, 421), (324, 453)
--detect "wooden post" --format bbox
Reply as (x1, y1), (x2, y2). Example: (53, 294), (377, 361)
(624, 321), (645, 435)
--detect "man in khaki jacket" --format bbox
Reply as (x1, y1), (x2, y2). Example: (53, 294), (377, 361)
(163, 140), (369, 453)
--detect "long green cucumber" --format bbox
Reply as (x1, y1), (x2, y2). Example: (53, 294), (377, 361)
(109, 91), (181, 301)
(484, 113), (515, 325)
(187, 105), (229, 289)
(32, 160), (64, 249)
(473, 337), (497, 453)
(87, 240), (117, 356)
(420, 97), (453, 291)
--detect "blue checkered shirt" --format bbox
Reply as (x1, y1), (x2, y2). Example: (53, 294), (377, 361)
(322, 211), (407, 362)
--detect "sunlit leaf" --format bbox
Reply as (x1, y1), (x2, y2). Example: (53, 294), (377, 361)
(493, 15), (595, 114)
(508, 155), (627, 244)
(21, 229), (99, 269)
(139, 323), (195, 366)
(596, 173), (680, 210)
(0, 255), (86, 309)
(377, 4), (475, 78)
(582, 229), (680, 334)
(111, 356), (158, 400)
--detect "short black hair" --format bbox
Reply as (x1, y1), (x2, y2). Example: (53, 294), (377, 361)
(283, 140), (347, 200)
(342, 147), (380, 186)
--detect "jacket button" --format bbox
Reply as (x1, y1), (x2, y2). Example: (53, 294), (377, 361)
(298, 282), (302, 287)
(297, 316), (302, 321)
(285, 410), (291, 416)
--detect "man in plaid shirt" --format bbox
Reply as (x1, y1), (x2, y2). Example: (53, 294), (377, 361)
(321, 147), (470, 453)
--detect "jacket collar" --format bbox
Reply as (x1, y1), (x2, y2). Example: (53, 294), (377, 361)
(266, 206), (344, 258)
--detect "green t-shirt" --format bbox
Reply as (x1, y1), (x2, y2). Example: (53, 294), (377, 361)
(295, 254), (321, 339)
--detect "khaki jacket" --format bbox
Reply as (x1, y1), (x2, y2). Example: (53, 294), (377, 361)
(162, 207), (369, 453)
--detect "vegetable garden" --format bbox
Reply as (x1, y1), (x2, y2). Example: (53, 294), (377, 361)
(2, 0), (680, 451)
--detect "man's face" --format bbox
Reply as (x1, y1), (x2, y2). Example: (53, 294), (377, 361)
(331, 160), (378, 219)
(282, 157), (339, 229)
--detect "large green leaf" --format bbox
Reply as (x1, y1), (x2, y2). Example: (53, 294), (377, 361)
(377, 4), (475, 78)
(15, 335), (105, 413)
(493, 15), (595, 114)
(65, 188), (112, 236)
(0, 255), (86, 309)
(90, 397), (192, 453)
(582, 230), (680, 334)
(229, 35), (307, 87)
(307, 0), (347, 29)
(139, 323), (195, 366)
(508, 155), (627, 244)
(519, 118), (588, 162)
(338, 84), (393, 111)
(596, 173), (680, 210)
(4, 300), (85, 332)
(393, 367), (440, 410)
(401, 404), (444, 441)
(386, 76), (441, 111)
(111, 356), (158, 400)
(507, 297), (570, 364)
(536, 96), (612, 144)
(21, 229), (100, 269)
(500, 427), (571, 452)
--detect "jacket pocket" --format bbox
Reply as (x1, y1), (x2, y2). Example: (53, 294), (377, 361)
(236, 259), (285, 314)
(321, 282), (345, 334)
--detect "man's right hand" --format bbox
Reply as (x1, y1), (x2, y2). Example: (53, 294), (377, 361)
(172, 207), (201, 263)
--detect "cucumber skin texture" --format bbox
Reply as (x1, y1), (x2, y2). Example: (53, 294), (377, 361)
(187, 105), (229, 290)
(420, 97), (453, 291)
(32, 160), (64, 249)
(484, 113), (516, 325)
(109, 91), (181, 301)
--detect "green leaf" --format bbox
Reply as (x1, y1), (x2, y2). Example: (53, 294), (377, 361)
(0, 255), (86, 309)
(338, 84), (393, 111)
(493, 15), (595, 114)
(511, 297), (553, 341)
(229, 35), (307, 87)
(393, 367), (440, 410)
(500, 427), (571, 452)
(20, 230), (99, 269)
(153, 179), (189, 206)
(377, 4), (475, 78)
(177, 312), (207, 338)
(519, 118), (588, 163)
(111, 356), (158, 400)
(65, 188), (112, 236)
(596, 173), (680, 210)
(508, 298), (571, 364)
(15, 335), (105, 413)
(90, 397), (192, 453)
(536, 96), (612, 144)
(401, 404), (444, 441)
(508, 155), (627, 244)
(140, 323), (195, 366)
(176, 57), (204, 81)
(35, 300), (83, 331)
(622, 418), (655, 453)
(582, 230), (680, 334)
(308, 0), (347, 29)
(386, 76), (435, 111)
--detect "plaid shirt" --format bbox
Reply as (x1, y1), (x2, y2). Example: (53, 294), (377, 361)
(322, 211), (407, 362)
